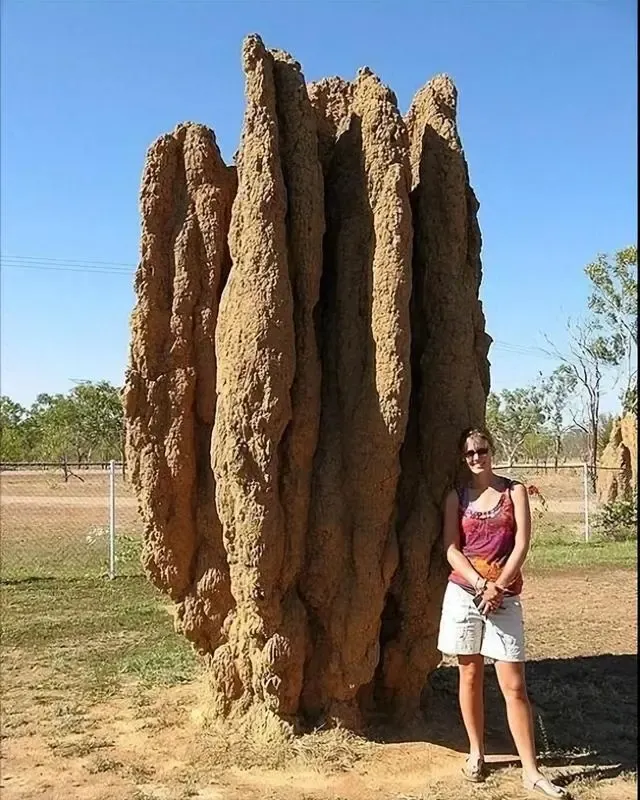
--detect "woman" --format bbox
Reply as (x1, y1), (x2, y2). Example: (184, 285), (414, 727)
(437, 427), (568, 798)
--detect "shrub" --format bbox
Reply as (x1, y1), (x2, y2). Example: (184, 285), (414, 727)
(593, 497), (637, 542)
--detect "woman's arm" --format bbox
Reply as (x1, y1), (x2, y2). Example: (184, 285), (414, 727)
(443, 489), (487, 592)
(495, 482), (531, 591)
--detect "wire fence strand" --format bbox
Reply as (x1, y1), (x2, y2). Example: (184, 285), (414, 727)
(0, 463), (143, 581)
(0, 461), (630, 581)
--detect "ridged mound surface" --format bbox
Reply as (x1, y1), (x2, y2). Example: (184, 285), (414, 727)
(597, 413), (637, 504)
(124, 34), (491, 727)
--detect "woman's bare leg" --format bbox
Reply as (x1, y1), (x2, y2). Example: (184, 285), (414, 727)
(458, 654), (485, 761)
(494, 660), (540, 777)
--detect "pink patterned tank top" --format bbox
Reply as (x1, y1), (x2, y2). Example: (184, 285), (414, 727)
(449, 478), (523, 596)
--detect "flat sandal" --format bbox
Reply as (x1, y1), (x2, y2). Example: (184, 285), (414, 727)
(523, 774), (569, 798)
(461, 755), (486, 783)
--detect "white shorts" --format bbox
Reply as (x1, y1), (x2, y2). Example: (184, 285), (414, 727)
(437, 581), (526, 662)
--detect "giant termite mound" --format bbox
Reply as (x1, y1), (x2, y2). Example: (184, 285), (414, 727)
(124, 34), (491, 728)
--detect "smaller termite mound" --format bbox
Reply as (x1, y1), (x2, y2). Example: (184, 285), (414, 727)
(597, 413), (638, 504)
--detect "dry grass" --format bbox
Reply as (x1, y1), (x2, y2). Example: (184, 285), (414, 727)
(1, 468), (136, 493)
(1, 469), (143, 579)
(193, 708), (377, 774)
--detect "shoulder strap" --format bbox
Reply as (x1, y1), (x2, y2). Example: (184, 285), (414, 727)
(504, 477), (518, 501)
(457, 485), (469, 509)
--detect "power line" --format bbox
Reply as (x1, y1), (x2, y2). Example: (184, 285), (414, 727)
(0, 254), (565, 362)
(492, 340), (557, 360)
(0, 255), (135, 276)
(0, 254), (136, 268)
(1, 262), (134, 276)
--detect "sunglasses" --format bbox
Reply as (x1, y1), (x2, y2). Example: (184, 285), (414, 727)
(464, 447), (489, 459)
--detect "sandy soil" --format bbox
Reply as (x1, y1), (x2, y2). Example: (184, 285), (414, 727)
(1, 570), (636, 800)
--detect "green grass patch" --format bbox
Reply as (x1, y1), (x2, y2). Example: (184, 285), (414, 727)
(0, 526), (144, 582)
(1, 575), (200, 699)
(120, 643), (197, 686)
(528, 538), (636, 569)
(529, 520), (637, 570)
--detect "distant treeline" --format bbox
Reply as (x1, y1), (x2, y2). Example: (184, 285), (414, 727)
(0, 381), (123, 465)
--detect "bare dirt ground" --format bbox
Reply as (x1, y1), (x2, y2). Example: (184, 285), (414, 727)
(0, 468), (594, 518)
(1, 471), (137, 508)
(1, 496), (137, 507)
(1, 570), (636, 800)
(1, 472), (143, 579)
(2, 494), (576, 512)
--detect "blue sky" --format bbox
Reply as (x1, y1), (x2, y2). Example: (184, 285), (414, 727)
(1, 0), (637, 412)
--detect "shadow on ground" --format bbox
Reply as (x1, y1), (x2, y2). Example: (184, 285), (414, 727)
(375, 654), (637, 784)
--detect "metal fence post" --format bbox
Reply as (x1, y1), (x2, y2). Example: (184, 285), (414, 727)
(109, 460), (116, 579)
(583, 462), (590, 543)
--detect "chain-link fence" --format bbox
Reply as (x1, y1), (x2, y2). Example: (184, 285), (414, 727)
(496, 462), (632, 543)
(0, 462), (143, 581)
(1, 461), (634, 581)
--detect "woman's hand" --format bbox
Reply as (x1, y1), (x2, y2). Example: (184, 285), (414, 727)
(477, 581), (504, 614)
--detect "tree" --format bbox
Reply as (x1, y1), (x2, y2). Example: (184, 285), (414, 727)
(25, 382), (124, 475)
(70, 381), (124, 463)
(541, 365), (577, 470)
(585, 245), (637, 413)
(545, 319), (613, 490)
(486, 385), (548, 466)
(521, 431), (554, 467)
(29, 393), (83, 473)
(560, 425), (589, 462)
(0, 397), (29, 461)
(597, 412), (615, 457)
